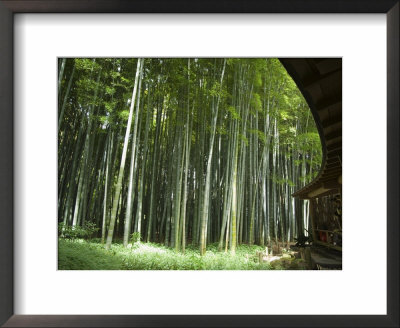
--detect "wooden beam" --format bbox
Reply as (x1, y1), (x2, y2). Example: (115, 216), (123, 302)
(326, 149), (341, 158)
(308, 186), (329, 198)
(314, 240), (342, 252)
(315, 96), (342, 112)
(326, 162), (340, 169)
(293, 184), (316, 198)
(326, 141), (341, 152)
(323, 169), (340, 177)
(325, 129), (342, 141)
(323, 167), (342, 174)
(323, 179), (341, 189)
(303, 69), (342, 90)
(321, 116), (342, 129)
(311, 188), (340, 199)
(320, 173), (342, 181)
(314, 59), (342, 75)
(326, 159), (341, 167)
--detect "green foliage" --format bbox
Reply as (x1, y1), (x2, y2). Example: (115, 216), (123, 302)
(297, 132), (321, 146)
(110, 71), (121, 79)
(105, 86), (116, 96)
(248, 129), (266, 144)
(251, 93), (262, 111)
(253, 72), (263, 88)
(226, 58), (238, 66)
(239, 133), (249, 146)
(279, 110), (291, 121)
(74, 58), (96, 72)
(286, 179), (295, 187)
(83, 222), (99, 238)
(130, 231), (141, 244)
(58, 239), (123, 270)
(118, 109), (130, 121)
(58, 239), (273, 270)
(216, 125), (227, 136)
(209, 81), (222, 97)
(59, 57), (324, 257)
(288, 126), (297, 135)
(226, 105), (240, 120)
(58, 222), (99, 240)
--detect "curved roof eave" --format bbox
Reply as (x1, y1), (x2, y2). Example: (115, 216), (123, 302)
(279, 58), (342, 199)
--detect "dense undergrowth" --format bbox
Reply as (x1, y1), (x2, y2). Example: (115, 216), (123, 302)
(58, 238), (274, 270)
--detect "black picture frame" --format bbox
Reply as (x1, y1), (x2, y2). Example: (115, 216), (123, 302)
(0, 1), (398, 327)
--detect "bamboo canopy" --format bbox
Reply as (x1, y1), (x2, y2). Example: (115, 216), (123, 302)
(279, 58), (342, 200)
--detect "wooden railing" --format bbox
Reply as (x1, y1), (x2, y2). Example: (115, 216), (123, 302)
(314, 229), (342, 251)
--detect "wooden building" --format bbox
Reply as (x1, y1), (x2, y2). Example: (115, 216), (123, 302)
(279, 58), (342, 259)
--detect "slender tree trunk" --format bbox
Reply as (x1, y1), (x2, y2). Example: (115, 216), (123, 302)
(58, 64), (75, 130)
(106, 58), (143, 250)
(180, 59), (192, 253)
(135, 83), (151, 240)
(101, 130), (112, 243)
(200, 59), (226, 256)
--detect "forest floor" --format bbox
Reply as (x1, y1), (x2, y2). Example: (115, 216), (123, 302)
(58, 238), (305, 270)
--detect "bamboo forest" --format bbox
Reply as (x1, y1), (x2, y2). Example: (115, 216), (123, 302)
(58, 58), (326, 270)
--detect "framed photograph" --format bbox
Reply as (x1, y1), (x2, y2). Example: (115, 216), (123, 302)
(1, 1), (398, 327)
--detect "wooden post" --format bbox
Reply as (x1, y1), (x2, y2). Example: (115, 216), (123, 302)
(309, 199), (317, 243)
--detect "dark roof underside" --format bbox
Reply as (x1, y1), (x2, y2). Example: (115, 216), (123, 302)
(279, 58), (342, 199)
